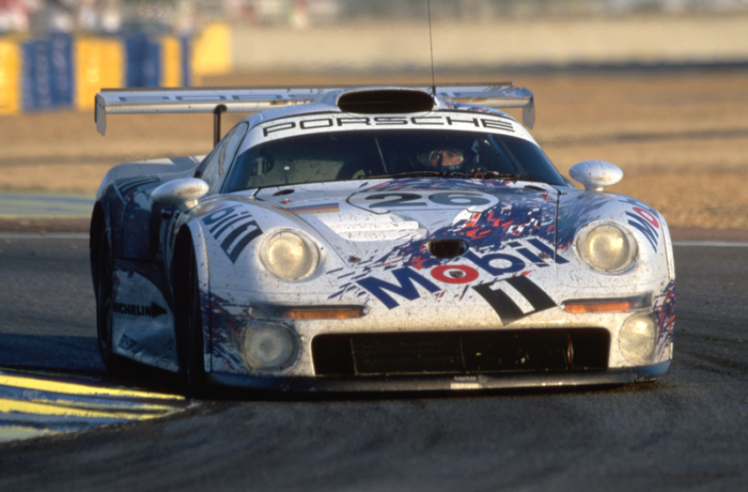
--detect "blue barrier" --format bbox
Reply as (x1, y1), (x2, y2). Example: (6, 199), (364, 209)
(9, 32), (195, 112)
(21, 34), (74, 111)
(181, 36), (191, 87)
(125, 33), (161, 88)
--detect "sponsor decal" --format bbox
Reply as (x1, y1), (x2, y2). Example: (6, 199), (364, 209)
(621, 199), (660, 251)
(356, 267), (441, 309)
(285, 202), (340, 215)
(430, 265), (479, 284)
(356, 260), (556, 323)
(261, 112), (516, 138)
(113, 302), (167, 318)
(355, 242), (559, 308)
(118, 333), (138, 351)
(201, 206), (263, 263)
(473, 276), (556, 325)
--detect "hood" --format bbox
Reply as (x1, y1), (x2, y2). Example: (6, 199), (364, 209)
(253, 178), (560, 265)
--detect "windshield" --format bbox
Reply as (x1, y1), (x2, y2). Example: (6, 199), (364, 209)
(223, 129), (566, 192)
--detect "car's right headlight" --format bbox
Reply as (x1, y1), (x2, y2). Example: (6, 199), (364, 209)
(576, 223), (638, 273)
(619, 314), (656, 364)
(242, 321), (300, 372)
(260, 230), (320, 281)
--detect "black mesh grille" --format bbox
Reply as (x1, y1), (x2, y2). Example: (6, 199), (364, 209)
(312, 329), (609, 377)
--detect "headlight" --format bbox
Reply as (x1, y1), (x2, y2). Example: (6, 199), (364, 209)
(619, 314), (656, 364)
(242, 321), (300, 372)
(260, 230), (319, 281)
(577, 223), (637, 273)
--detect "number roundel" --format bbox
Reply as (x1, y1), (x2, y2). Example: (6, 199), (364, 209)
(429, 192), (492, 207)
(349, 190), (498, 212)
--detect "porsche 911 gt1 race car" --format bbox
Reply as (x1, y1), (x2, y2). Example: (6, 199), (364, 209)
(90, 84), (674, 394)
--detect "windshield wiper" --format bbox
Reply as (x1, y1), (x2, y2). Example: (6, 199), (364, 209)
(464, 171), (546, 183)
(362, 170), (546, 183)
(364, 170), (447, 180)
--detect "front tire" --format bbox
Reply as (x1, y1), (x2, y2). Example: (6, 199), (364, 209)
(174, 234), (208, 397)
(95, 231), (125, 373)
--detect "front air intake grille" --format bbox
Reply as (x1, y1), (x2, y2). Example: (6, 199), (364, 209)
(312, 329), (609, 377)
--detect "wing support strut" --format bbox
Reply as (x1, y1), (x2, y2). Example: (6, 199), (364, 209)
(213, 104), (227, 147)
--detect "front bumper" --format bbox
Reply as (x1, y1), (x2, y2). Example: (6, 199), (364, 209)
(207, 360), (670, 393)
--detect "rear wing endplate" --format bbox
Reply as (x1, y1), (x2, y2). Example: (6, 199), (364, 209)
(95, 83), (535, 137)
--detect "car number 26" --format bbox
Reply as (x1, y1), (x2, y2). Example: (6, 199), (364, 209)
(348, 191), (499, 212)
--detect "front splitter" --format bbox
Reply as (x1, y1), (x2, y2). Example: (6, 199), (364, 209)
(207, 360), (670, 393)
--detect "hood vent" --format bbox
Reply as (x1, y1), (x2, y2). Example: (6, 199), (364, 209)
(337, 89), (436, 114)
(427, 239), (468, 258)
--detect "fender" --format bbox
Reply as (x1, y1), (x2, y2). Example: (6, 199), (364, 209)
(173, 218), (212, 373)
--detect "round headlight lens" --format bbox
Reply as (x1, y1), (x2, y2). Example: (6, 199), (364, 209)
(242, 321), (299, 371)
(261, 230), (319, 281)
(619, 314), (656, 364)
(578, 223), (637, 273)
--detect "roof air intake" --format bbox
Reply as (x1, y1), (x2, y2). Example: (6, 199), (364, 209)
(337, 89), (436, 114)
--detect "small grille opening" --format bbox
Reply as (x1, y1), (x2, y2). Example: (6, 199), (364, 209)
(312, 329), (610, 377)
(337, 90), (436, 114)
(427, 239), (468, 258)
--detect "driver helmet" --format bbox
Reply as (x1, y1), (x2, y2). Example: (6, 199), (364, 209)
(418, 147), (465, 172)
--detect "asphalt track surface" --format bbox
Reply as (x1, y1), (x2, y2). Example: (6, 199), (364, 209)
(0, 237), (747, 491)
(0, 193), (94, 218)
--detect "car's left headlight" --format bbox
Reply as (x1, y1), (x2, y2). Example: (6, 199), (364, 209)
(260, 230), (320, 281)
(576, 223), (638, 273)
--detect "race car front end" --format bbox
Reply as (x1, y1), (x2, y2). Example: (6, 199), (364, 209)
(195, 179), (675, 393)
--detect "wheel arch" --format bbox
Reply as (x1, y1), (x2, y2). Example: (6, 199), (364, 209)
(90, 201), (110, 294)
(172, 220), (211, 374)
(172, 220), (210, 294)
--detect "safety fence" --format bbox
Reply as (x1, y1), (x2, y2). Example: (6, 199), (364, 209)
(0, 23), (232, 115)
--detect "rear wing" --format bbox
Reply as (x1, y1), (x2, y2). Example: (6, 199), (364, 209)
(95, 83), (535, 140)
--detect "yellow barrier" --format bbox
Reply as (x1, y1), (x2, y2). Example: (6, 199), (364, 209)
(192, 22), (232, 83)
(3, 26), (230, 114)
(75, 36), (124, 110)
(0, 40), (20, 115)
(161, 36), (182, 87)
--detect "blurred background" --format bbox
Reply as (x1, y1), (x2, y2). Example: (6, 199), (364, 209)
(1, 0), (747, 233)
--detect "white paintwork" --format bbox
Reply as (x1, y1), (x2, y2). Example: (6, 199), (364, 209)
(569, 160), (624, 191)
(93, 85), (675, 387)
(111, 270), (177, 372)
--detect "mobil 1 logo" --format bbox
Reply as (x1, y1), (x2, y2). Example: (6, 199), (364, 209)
(201, 205), (263, 263)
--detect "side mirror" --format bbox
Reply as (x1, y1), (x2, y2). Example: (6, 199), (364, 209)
(569, 161), (623, 192)
(152, 178), (209, 212)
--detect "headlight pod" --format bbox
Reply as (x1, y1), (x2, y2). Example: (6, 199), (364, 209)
(619, 314), (656, 364)
(576, 223), (638, 273)
(260, 230), (320, 281)
(242, 321), (300, 372)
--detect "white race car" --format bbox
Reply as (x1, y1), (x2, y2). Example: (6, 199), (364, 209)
(90, 84), (674, 394)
